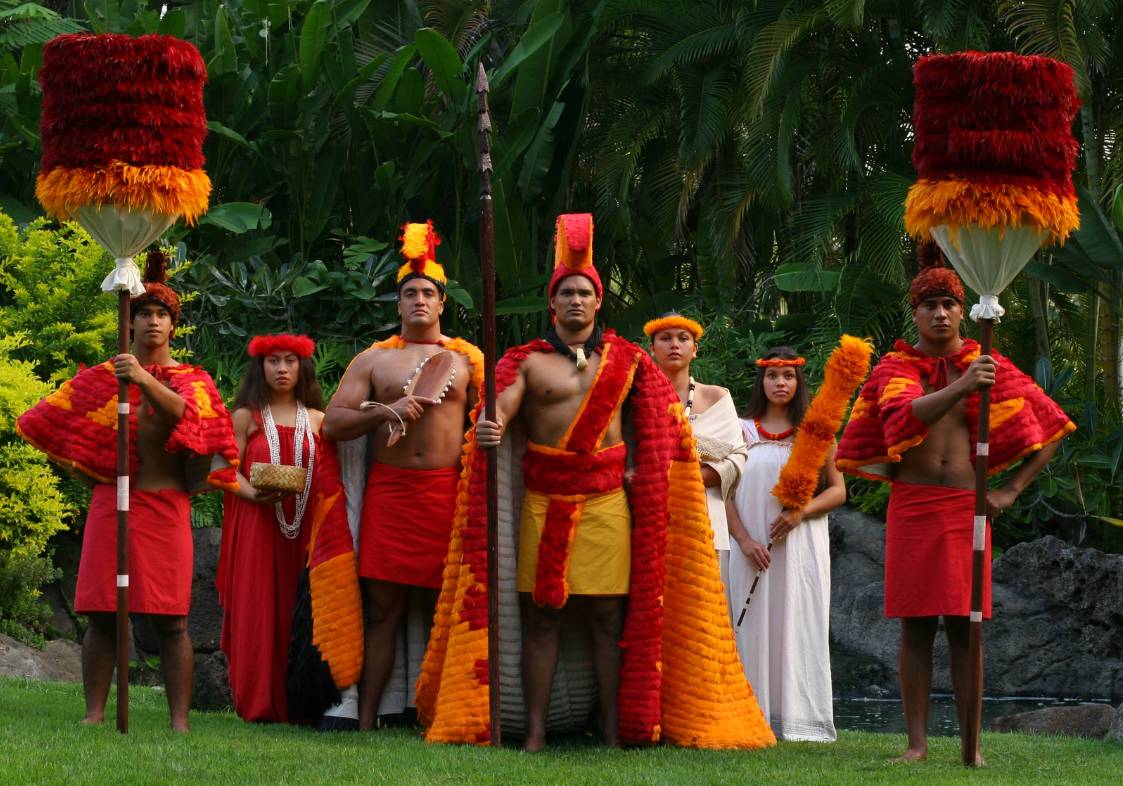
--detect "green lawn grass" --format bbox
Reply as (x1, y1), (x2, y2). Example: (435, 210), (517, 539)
(2, 678), (1120, 785)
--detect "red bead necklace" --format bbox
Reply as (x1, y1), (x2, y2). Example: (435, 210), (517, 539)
(755, 418), (795, 441)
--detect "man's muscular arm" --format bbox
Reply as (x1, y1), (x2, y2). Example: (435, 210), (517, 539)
(910, 354), (996, 425)
(114, 354), (185, 423)
(475, 364), (527, 447)
(322, 351), (432, 442)
(987, 440), (1059, 517)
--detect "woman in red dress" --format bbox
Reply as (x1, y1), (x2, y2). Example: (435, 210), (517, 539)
(218, 334), (324, 722)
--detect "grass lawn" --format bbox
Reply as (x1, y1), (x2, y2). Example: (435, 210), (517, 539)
(2, 678), (1120, 785)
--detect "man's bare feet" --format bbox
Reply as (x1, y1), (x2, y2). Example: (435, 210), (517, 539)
(171, 721), (190, 734)
(79, 715), (104, 726)
(968, 752), (987, 768)
(892, 747), (927, 763)
(522, 733), (546, 753)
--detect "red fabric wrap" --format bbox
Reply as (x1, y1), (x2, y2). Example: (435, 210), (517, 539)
(522, 443), (626, 496)
(911, 51), (1080, 192)
(885, 481), (991, 619)
(218, 422), (313, 721)
(38, 33), (207, 172)
(75, 484), (192, 615)
(17, 361), (239, 490)
(359, 462), (460, 589)
(837, 339), (1075, 481)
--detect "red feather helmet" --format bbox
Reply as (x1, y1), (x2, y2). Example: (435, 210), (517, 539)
(909, 241), (965, 308)
(129, 249), (181, 324)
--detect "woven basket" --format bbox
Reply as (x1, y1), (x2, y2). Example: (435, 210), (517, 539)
(249, 462), (307, 493)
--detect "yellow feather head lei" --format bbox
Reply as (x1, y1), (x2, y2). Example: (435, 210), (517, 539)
(643, 314), (704, 341)
(772, 335), (874, 510)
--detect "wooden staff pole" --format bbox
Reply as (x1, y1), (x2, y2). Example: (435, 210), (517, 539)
(962, 316), (993, 766)
(115, 289), (130, 734)
(476, 62), (501, 748)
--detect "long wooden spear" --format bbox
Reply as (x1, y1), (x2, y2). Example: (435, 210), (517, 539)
(476, 62), (502, 748)
(115, 289), (130, 734)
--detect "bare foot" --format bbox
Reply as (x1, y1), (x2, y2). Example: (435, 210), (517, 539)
(171, 720), (190, 734)
(80, 715), (104, 726)
(968, 752), (987, 768)
(522, 734), (546, 753)
(602, 733), (619, 748)
(892, 747), (927, 763)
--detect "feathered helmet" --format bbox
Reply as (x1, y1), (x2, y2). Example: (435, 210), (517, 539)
(247, 334), (316, 358)
(909, 241), (965, 308)
(549, 213), (603, 300)
(396, 220), (447, 294)
(129, 249), (181, 324)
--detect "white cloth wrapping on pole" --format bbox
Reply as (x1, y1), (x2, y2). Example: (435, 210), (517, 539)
(76, 203), (175, 296)
(931, 224), (1047, 323)
(727, 420), (836, 742)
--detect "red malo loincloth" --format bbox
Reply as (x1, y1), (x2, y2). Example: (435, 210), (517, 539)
(75, 484), (193, 616)
(885, 480), (991, 619)
(358, 462), (460, 589)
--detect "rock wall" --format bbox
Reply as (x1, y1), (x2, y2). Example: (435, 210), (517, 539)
(828, 506), (1123, 702)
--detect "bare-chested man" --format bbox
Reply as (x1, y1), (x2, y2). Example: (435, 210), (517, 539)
(474, 213), (638, 751)
(18, 252), (240, 732)
(323, 221), (481, 730)
(837, 249), (1074, 764)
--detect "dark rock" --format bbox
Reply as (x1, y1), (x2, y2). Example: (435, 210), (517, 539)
(1107, 703), (1123, 741)
(987, 536), (1123, 701)
(0, 634), (82, 682)
(40, 582), (78, 641)
(192, 650), (231, 711)
(829, 510), (1123, 702)
(189, 527), (223, 653)
(989, 704), (1115, 738)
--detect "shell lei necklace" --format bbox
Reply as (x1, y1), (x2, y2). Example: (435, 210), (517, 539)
(262, 402), (315, 539)
(684, 377), (697, 419)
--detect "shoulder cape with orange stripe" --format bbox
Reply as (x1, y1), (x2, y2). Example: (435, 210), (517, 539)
(415, 329), (775, 749)
(16, 360), (239, 491)
(288, 333), (485, 721)
(836, 339), (1075, 482)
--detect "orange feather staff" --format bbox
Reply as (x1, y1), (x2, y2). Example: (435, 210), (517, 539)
(773, 335), (874, 509)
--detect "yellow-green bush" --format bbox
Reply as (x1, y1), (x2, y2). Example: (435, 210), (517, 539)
(0, 334), (75, 643)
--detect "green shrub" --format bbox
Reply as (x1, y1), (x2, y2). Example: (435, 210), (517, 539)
(0, 333), (75, 643)
(0, 213), (116, 383)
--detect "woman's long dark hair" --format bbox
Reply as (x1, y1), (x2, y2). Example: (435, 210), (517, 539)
(231, 356), (324, 412)
(744, 346), (810, 425)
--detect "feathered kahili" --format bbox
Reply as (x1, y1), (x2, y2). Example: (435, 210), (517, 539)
(35, 33), (211, 223)
(904, 51), (1080, 243)
(773, 336), (873, 510)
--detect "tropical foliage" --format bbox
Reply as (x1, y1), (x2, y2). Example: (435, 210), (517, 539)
(0, 0), (1122, 636)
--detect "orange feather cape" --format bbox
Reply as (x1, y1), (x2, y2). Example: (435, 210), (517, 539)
(17, 360), (238, 490)
(836, 339), (1074, 481)
(415, 331), (775, 749)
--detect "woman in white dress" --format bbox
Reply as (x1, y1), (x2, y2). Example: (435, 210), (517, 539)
(726, 346), (846, 742)
(645, 313), (747, 588)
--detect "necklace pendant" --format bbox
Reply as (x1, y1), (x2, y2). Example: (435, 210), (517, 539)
(575, 347), (588, 371)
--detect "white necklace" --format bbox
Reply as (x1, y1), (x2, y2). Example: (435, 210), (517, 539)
(261, 402), (314, 540)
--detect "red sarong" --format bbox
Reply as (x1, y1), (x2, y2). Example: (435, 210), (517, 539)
(885, 480), (991, 619)
(358, 462), (459, 589)
(75, 484), (192, 615)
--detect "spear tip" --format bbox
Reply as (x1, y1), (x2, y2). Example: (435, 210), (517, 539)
(476, 62), (489, 93)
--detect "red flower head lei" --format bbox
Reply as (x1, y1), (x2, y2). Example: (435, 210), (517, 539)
(756, 356), (806, 368)
(129, 249), (181, 324)
(643, 314), (704, 341)
(247, 333), (316, 359)
(549, 213), (604, 301)
(396, 220), (447, 294)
